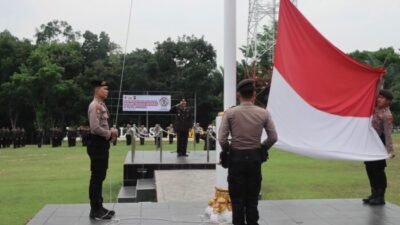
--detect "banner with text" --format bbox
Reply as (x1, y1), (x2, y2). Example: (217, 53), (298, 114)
(123, 95), (171, 112)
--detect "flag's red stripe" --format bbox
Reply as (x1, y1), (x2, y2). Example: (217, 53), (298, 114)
(274, 0), (384, 117)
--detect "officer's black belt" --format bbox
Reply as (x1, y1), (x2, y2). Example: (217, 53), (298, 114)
(88, 134), (108, 142)
(230, 148), (261, 162)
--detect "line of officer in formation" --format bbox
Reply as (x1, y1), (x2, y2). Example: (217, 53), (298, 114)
(0, 127), (26, 149)
(34, 126), (91, 148)
(50, 127), (63, 147)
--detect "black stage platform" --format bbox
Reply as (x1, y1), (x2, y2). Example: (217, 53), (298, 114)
(118, 151), (216, 202)
(123, 150), (215, 186)
(27, 199), (400, 225)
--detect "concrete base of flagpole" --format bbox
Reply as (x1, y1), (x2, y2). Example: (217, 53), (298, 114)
(204, 114), (232, 223)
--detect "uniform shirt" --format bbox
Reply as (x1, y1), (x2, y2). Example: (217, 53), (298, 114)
(219, 102), (278, 150)
(171, 105), (193, 132)
(126, 128), (134, 136)
(195, 126), (201, 133)
(372, 106), (393, 153)
(88, 97), (111, 140)
(168, 127), (174, 135)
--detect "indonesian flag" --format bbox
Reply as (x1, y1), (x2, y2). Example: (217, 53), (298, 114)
(268, 0), (389, 160)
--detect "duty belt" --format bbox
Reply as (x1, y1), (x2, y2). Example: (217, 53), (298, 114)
(230, 148), (261, 162)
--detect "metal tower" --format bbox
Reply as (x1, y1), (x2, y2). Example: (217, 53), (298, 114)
(245, 0), (297, 78)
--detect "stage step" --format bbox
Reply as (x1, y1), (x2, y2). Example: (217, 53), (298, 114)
(117, 186), (137, 203)
(136, 178), (157, 202)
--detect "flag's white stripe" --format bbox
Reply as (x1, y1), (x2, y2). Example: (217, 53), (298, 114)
(268, 67), (388, 161)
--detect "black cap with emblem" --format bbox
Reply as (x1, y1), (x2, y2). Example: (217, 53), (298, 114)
(237, 79), (255, 92)
(91, 80), (108, 88)
(237, 79), (255, 98)
(379, 89), (394, 101)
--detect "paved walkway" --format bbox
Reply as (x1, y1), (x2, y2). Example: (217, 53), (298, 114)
(27, 199), (400, 225)
(155, 170), (215, 202)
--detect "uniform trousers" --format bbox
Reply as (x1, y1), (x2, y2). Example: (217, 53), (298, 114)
(126, 135), (132, 146)
(87, 135), (109, 210)
(364, 134), (387, 191)
(365, 160), (387, 189)
(177, 131), (189, 155)
(228, 149), (262, 225)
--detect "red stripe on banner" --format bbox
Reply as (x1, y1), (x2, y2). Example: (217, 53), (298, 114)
(274, 0), (385, 117)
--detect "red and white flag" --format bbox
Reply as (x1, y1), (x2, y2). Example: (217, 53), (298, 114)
(268, 0), (389, 160)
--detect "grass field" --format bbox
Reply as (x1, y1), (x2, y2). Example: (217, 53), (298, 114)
(1, 137), (400, 225)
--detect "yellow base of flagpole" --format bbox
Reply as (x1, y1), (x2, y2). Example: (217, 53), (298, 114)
(208, 187), (232, 214)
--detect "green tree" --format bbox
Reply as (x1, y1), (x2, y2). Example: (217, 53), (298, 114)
(349, 47), (400, 124)
(35, 20), (81, 44)
(0, 30), (32, 83)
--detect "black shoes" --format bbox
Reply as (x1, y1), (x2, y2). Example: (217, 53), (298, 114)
(89, 209), (113, 220)
(362, 188), (376, 204)
(368, 197), (385, 206)
(363, 188), (385, 206)
(102, 206), (115, 216)
(362, 195), (373, 204)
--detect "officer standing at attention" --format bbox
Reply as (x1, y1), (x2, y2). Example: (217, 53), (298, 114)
(194, 123), (201, 143)
(0, 127), (4, 149)
(87, 80), (118, 220)
(125, 124), (133, 146)
(4, 128), (10, 148)
(219, 79), (278, 225)
(170, 99), (193, 157)
(138, 125), (147, 145)
(167, 124), (175, 144)
(36, 128), (44, 148)
(363, 90), (396, 206)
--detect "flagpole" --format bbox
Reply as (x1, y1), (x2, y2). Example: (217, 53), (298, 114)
(206, 0), (236, 222)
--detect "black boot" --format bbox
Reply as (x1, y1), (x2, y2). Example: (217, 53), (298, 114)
(362, 187), (376, 204)
(101, 206), (115, 216)
(89, 208), (112, 220)
(369, 188), (386, 206)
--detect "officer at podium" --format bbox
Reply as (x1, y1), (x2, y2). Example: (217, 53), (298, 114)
(171, 99), (193, 157)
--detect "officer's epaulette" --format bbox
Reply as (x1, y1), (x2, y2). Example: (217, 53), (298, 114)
(95, 103), (102, 111)
(385, 114), (393, 123)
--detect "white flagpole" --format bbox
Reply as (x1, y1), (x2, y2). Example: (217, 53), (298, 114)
(206, 0), (236, 222)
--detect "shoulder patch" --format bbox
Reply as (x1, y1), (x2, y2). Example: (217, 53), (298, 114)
(385, 114), (393, 123)
(95, 103), (102, 111)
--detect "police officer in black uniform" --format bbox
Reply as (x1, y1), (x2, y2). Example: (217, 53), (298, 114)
(5, 128), (11, 148)
(170, 99), (193, 157)
(219, 79), (278, 225)
(37, 128), (44, 148)
(0, 127), (4, 149)
(21, 128), (26, 147)
(87, 80), (118, 220)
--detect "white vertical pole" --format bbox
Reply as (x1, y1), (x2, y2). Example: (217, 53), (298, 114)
(218, 0), (237, 189)
(224, 0), (237, 110)
(207, 0), (236, 222)
(215, 115), (228, 188)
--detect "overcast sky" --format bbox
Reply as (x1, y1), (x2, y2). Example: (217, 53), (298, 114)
(1, 0), (399, 66)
